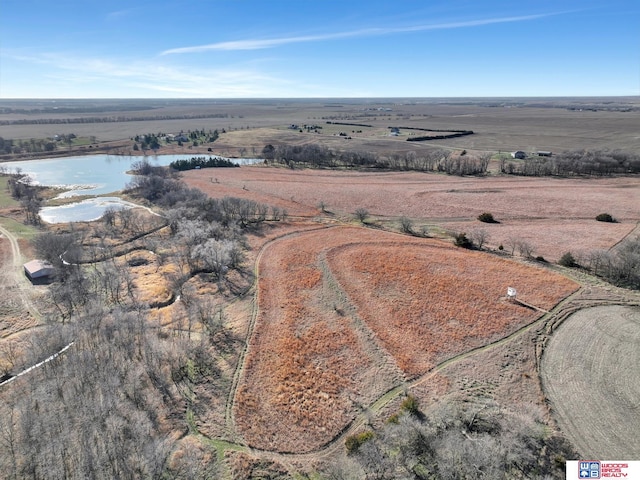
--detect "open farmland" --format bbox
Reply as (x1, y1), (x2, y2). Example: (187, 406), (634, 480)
(234, 226), (577, 453)
(541, 305), (640, 459)
(182, 167), (640, 262)
(2, 97), (640, 159)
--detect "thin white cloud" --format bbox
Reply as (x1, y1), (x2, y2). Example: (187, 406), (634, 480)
(106, 8), (138, 21)
(161, 13), (554, 55)
(2, 50), (292, 97)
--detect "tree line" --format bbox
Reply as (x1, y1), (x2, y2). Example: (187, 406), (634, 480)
(0, 113), (229, 126)
(0, 137), (56, 155)
(169, 156), (237, 171)
(567, 235), (640, 290)
(262, 144), (491, 175)
(501, 149), (640, 176)
(5, 172), (43, 224)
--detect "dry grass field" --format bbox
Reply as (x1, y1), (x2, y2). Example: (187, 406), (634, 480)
(541, 305), (640, 459)
(328, 239), (578, 376)
(183, 166), (640, 262)
(234, 226), (577, 453)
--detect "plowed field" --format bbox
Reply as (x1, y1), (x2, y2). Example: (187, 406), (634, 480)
(234, 226), (578, 452)
(541, 305), (640, 459)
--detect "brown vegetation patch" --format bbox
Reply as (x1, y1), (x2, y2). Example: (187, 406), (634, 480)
(235, 226), (577, 453)
(225, 451), (289, 480)
(122, 251), (175, 306)
(235, 227), (403, 453)
(328, 240), (578, 377)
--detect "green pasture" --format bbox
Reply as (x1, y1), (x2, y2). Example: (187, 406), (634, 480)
(0, 176), (19, 208)
(0, 217), (40, 240)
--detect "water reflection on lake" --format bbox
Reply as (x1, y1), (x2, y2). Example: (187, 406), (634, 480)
(5, 154), (260, 197)
(3, 154), (262, 223)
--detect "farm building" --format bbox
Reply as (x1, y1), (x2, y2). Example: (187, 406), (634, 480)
(511, 150), (526, 159)
(537, 151), (553, 157)
(23, 259), (55, 282)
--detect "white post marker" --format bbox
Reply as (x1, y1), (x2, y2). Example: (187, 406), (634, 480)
(507, 287), (517, 299)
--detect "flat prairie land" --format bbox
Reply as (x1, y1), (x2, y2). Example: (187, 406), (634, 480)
(183, 167), (640, 261)
(541, 305), (640, 459)
(234, 226), (577, 453)
(2, 97), (640, 156)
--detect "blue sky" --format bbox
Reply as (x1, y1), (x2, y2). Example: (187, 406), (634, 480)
(0, 0), (638, 98)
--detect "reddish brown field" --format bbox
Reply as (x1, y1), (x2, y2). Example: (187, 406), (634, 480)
(183, 167), (640, 262)
(235, 227), (404, 453)
(328, 240), (578, 376)
(234, 226), (577, 453)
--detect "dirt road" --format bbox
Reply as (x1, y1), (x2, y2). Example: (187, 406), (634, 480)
(0, 223), (41, 322)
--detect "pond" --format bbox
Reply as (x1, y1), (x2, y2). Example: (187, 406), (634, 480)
(38, 197), (147, 224)
(3, 154), (262, 223)
(4, 154), (261, 197)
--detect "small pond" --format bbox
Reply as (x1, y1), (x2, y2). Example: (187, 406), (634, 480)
(39, 197), (145, 224)
(3, 154), (262, 223)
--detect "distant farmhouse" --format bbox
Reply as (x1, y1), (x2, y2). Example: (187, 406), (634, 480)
(511, 150), (526, 159)
(537, 151), (553, 157)
(23, 259), (55, 283)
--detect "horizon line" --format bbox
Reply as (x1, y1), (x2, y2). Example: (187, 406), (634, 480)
(1, 94), (638, 101)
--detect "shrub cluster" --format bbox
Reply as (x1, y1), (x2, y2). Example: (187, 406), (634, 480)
(338, 401), (575, 479)
(595, 213), (616, 223)
(478, 212), (499, 223)
(454, 232), (474, 249)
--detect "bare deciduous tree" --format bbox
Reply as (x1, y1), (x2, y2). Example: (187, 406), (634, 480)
(354, 208), (369, 224)
(517, 240), (535, 258)
(469, 228), (490, 249)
